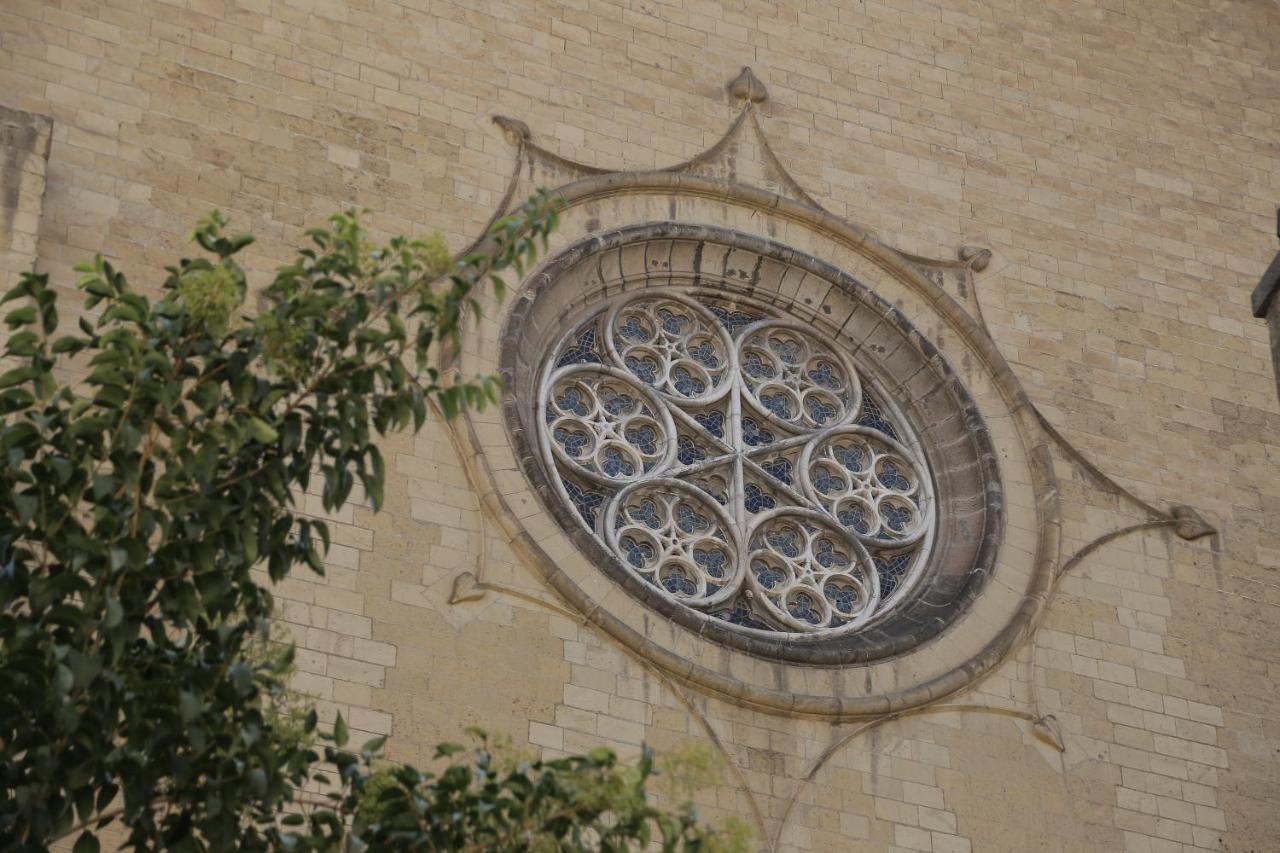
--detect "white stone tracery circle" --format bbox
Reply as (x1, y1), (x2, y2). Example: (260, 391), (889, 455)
(537, 290), (936, 637)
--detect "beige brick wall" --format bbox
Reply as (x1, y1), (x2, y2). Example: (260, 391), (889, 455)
(3, 0), (1279, 850)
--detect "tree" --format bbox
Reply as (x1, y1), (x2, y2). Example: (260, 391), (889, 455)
(0, 194), (751, 852)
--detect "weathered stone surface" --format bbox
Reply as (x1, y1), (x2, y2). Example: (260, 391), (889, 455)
(3, 1), (1278, 850)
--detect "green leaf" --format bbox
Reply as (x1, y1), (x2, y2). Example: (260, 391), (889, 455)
(248, 768), (267, 796)
(246, 417), (279, 443)
(0, 366), (38, 389)
(72, 832), (100, 853)
(333, 713), (349, 747)
(51, 334), (89, 354)
(4, 305), (36, 328)
(360, 736), (387, 759)
(257, 387), (288, 413)
(74, 787), (94, 824)
(5, 330), (39, 355)
(434, 742), (465, 759)
(179, 691), (201, 723)
(55, 664), (74, 695)
(104, 597), (123, 628)
(229, 662), (253, 696)
(12, 492), (38, 524)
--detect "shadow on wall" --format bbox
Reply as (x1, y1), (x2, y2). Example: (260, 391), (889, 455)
(1249, 208), (1280, 403)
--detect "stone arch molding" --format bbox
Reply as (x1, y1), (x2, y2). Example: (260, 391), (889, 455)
(443, 68), (1208, 718)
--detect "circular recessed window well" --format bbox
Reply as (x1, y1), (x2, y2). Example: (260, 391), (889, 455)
(501, 224), (1002, 666)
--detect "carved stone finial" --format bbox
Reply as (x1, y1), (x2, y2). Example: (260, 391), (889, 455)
(1169, 505), (1216, 541)
(492, 115), (531, 145)
(1032, 715), (1066, 752)
(728, 67), (768, 104)
(959, 245), (993, 272)
(448, 571), (487, 604)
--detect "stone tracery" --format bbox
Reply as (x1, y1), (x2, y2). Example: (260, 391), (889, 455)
(538, 291), (935, 636)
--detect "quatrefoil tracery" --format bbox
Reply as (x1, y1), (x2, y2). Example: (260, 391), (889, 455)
(539, 291), (935, 636)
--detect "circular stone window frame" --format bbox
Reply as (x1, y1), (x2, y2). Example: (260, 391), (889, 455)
(453, 174), (1059, 718)
(510, 225), (992, 664)
(534, 285), (943, 643)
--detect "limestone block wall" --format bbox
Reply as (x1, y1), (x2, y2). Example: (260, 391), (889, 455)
(2, 1), (1279, 851)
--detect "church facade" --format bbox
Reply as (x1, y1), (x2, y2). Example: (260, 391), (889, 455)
(3, 1), (1279, 850)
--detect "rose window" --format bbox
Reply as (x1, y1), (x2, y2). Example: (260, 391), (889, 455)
(537, 291), (935, 637)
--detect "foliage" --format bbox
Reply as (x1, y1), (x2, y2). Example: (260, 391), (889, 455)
(0, 194), (750, 851)
(336, 733), (748, 853)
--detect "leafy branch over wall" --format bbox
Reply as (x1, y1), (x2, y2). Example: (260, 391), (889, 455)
(0, 193), (750, 852)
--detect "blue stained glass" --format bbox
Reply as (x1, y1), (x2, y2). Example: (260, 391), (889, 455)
(715, 600), (771, 630)
(618, 315), (652, 342)
(621, 536), (655, 568)
(662, 567), (697, 596)
(553, 427), (589, 457)
(624, 355), (658, 383)
(742, 351), (774, 379)
(765, 529), (799, 558)
(878, 461), (911, 491)
(811, 466), (844, 495)
(752, 560), (786, 589)
(806, 396), (836, 424)
(761, 392), (792, 420)
(881, 502), (913, 533)
(554, 388), (589, 416)
(769, 338), (801, 364)
(742, 417), (774, 446)
(788, 592), (821, 624)
(761, 458), (793, 484)
(833, 443), (867, 472)
(600, 388), (637, 415)
(658, 308), (687, 335)
(563, 480), (603, 528)
(874, 553), (912, 598)
(688, 341), (720, 368)
(677, 435), (707, 465)
(629, 499), (661, 529)
(626, 425), (658, 455)
(813, 538), (847, 568)
(744, 482), (776, 514)
(837, 503), (871, 534)
(671, 365), (706, 396)
(706, 304), (761, 335)
(694, 411), (725, 438)
(824, 583), (859, 614)
(556, 328), (603, 367)
(693, 547), (727, 578)
(856, 394), (899, 440)
(601, 447), (636, 478)
(675, 504), (710, 534)
(807, 360), (842, 389)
